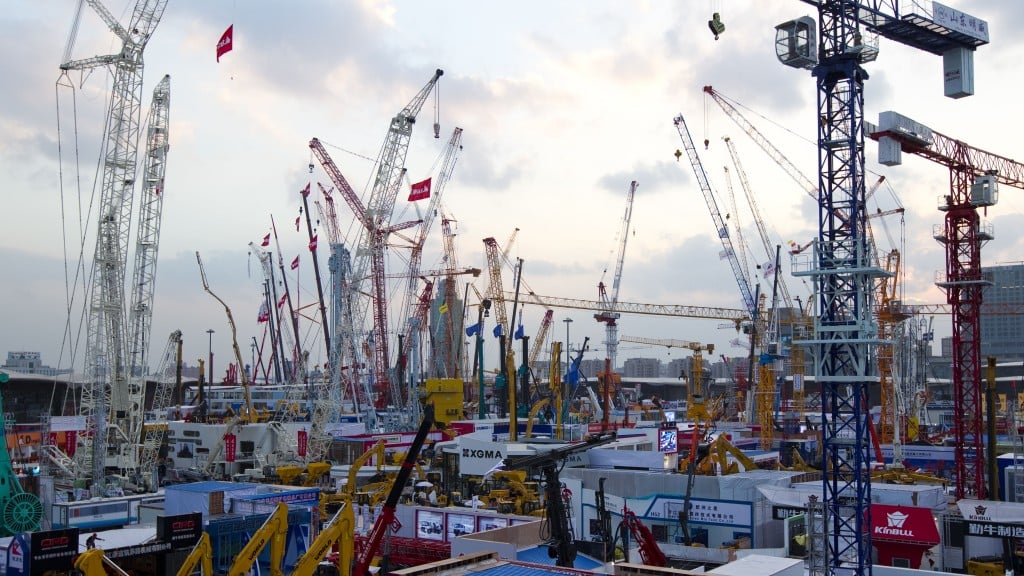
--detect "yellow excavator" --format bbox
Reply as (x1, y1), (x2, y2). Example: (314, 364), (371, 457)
(489, 470), (542, 515)
(291, 503), (355, 576)
(276, 461), (333, 487)
(175, 532), (214, 576)
(228, 502), (289, 576)
(74, 548), (131, 576)
(697, 434), (759, 475)
(322, 440), (387, 514)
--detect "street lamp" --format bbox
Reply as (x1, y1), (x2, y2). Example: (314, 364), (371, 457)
(207, 329), (215, 386)
(562, 317), (573, 375)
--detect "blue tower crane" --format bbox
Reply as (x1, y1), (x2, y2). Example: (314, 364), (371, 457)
(774, 2), (990, 575)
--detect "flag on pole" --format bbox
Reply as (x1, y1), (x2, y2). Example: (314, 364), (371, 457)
(482, 460), (506, 480)
(291, 255), (300, 270)
(439, 303), (449, 314)
(216, 25), (233, 62)
(257, 301), (270, 323)
(260, 233), (271, 247)
(493, 324), (503, 338)
(514, 324), (525, 340)
(308, 234), (318, 252)
(408, 177), (432, 202)
(762, 260), (777, 278)
(277, 293), (288, 308)
(465, 322), (481, 337)
(295, 216), (300, 231)
(300, 183), (311, 197)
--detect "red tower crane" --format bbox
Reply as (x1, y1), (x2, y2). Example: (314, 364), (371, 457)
(868, 111), (1024, 499)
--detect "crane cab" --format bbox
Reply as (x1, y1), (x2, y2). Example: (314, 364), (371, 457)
(775, 16), (817, 69)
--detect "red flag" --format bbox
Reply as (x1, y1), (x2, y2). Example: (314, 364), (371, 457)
(295, 216), (300, 231)
(260, 233), (271, 247)
(408, 177), (431, 202)
(257, 301), (270, 323)
(308, 234), (318, 252)
(277, 293), (288, 308)
(300, 183), (311, 197)
(291, 255), (300, 270)
(216, 25), (233, 62)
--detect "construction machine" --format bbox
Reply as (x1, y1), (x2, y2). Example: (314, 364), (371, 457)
(698, 434), (759, 475)
(276, 461), (333, 487)
(75, 548), (132, 576)
(353, 406), (436, 576)
(618, 506), (667, 567)
(228, 502), (289, 576)
(175, 532), (214, 576)
(502, 432), (618, 568)
(0, 388), (42, 536)
(291, 503), (355, 576)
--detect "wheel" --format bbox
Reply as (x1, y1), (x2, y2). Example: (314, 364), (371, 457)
(4, 492), (42, 534)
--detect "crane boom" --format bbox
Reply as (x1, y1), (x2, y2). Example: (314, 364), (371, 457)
(65, 0), (170, 490)
(595, 180), (637, 370)
(514, 292), (747, 324)
(674, 114), (756, 317)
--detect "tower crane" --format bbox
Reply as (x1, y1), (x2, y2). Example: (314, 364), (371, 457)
(396, 128), (463, 374)
(618, 336), (716, 429)
(310, 68), (443, 412)
(774, 3), (989, 574)
(59, 0), (170, 489)
(595, 181), (638, 371)
(867, 110), (1024, 499)
(514, 292), (748, 325)
(439, 214), (462, 377)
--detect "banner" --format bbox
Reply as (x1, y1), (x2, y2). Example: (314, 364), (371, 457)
(224, 433), (236, 462)
(297, 430), (308, 457)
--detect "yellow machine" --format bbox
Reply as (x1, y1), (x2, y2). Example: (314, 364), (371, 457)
(74, 548), (131, 576)
(421, 378), (463, 426)
(176, 532), (214, 576)
(524, 398), (551, 438)
(276, 461), (333, 486)
(322, 440), (387, 514)
(489, 470), (542, 515)
(228, 502), (289, 576)
(697, 434), (759, 475)
(291, 503), (355, 576)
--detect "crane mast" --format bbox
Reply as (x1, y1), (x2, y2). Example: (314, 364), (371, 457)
(62, 0), (170, 489)
(868, 112), (1024, 499)
(439, 214), (462, 377)
(595, 180), (637, 371)
(776, 2), (988, 574)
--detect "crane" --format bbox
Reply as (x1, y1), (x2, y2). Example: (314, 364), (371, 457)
(514, 292), (748, 325)
(774, 3), (989, 574)
(0, 389), (42, 536)
(309, 69), (442, 412)
(867, 110), (1024, 499)
(61, 0), (170, 488)
(502, 432), (618, 568)
(618, 507), (667, 567)
(395, 128), (463, 372)
(595, 180), (638, 371)
(674, 114), (756, 319)
(137, 329), (182, 490)
(619, 336), (716, 428)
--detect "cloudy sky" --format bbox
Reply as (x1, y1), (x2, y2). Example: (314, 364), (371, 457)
(3, 1), (1023, 381)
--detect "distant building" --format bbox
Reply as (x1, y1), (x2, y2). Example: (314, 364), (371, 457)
(623, 357), (661, 378)
(981, 262), (1024, 361)
(2, 352), (72, 377)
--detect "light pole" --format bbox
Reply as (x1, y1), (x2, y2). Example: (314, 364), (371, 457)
(562, 317), (573, 375)
(206, 329), (215, 386)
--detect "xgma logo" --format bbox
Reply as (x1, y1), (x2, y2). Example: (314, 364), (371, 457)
(463, 448), (503, 459)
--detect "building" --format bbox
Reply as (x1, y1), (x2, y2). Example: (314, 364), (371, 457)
(2, 352), (72, 377)
(623, 357), (661, 378)
(981, 262), (1024, 361)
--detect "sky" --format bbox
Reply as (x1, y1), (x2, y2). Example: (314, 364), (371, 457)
(2, 0), (1023, 381)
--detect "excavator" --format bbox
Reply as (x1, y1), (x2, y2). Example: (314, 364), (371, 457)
(321, 440), (387, 514)
(276, 461), (333, 487)
(175, 532), (214, 576)
(228, 502), (289, 576)
(696, 434), (760, 475)
(291, 503), (355, 576)
(502, 432), (618, 568)
(74, 548), (132, 576)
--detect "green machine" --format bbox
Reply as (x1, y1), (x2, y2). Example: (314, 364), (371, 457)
(0, 372), (42, 536)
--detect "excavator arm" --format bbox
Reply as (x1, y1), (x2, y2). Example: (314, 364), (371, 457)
(291, 503), (355, 576)
(176, 532), (213, 576)
(228, 502), (289, 576)
(75, 548), (131, 576)
(622, 509), (667, 567)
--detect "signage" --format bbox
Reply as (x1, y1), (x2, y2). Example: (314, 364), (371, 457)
(869, 504), (940, 545)
(297, 430), (308, 457)
(9, 537), (24, 574)
(29, 528), (79, 574)
(458, 437), (506, 476)
(158, 512), (203, 549)
(658, 428), (678, 454)
(106, 541), (173, 560)
(966, 521), (1024, 540)
(772, 505), (805, 520)
(957, 499), (1024, 524)
(643, 496), (752, 527)
(224, 433), (236, 462)
(932, 2), (989, 43)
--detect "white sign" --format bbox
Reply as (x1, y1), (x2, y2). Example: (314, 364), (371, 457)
(957, 499), (1024, 524)
(49, 416), (87, 432)
(642, 496), (752, 527)
(457, 437), (506, 476)
(8, 539), (23, 572)
(932, 2), (989, 43)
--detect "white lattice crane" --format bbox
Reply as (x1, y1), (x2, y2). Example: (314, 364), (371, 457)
(60, 0), (170, 489)
(595, 181), (637, 370)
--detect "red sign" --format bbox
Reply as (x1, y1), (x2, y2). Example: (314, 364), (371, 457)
(224, 433), (236, 462)
(297, 430), (308, 457)
(65, 431), (77, 458)
(870, 504), (940, 545)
